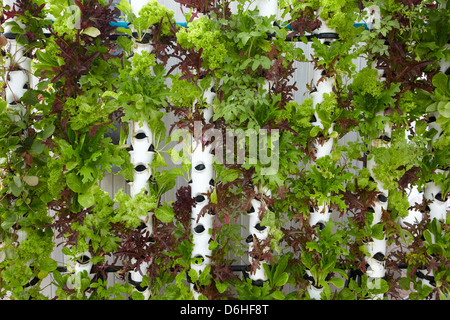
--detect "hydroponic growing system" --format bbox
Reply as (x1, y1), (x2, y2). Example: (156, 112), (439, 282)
(0, 0), (448, 301)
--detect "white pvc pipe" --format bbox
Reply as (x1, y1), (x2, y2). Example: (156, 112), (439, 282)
(363, 5), (381, 30)
(306, 20), (337, 298)
(308, 201), (332, 228)
(421, 56), (449, 251)
(127, 104), (154, 296)
(126, 1), (155, 299)
(242, 0), (278, 289)
(314, 134), (334, 159)
(424, 169), (447, 223)
(1, 5), (37, 291)
(69, 234), (94, 294)
(73, 250), (93, 276)
(5, 70), (28, 102)
(245, 82), (273, 284)
(345, 10), (388, 298)
(185, 8), (216, 292)
(423, 52), (449, 226)
(395, 30), (448, 303)
(365, 67), (389, 299)
(398, 185), (423, 228)
(417, 62), (448, 298)
(128, 120), (154, 201)
(314, 9), (337, 34)
(5, 70), (28, 122)
(190, 85), (215, 299)
(3, 40), (32, 71)
(249, 0), (278, 18)
(247, 186), (271, 284)
(130, 0), (148, 19)
(307, 280), (324, 300)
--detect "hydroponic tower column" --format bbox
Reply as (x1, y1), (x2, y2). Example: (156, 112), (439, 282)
(125, 0), (156, 299)
(190, 86), (216, 299)
(244, 0), (278, 287)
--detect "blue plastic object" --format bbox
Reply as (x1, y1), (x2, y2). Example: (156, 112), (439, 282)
(109, 21), (130, 28)
(108, 20), (368, 31)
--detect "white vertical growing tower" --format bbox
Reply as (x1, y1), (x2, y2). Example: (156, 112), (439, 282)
(365, 115), (389, 299)
(304, 11), (337, 300)
(243, 0), (277, 288)
(125, 0), (156, 299)
(415, 51), (449, 292)
(425, 47), (449, 225)
(308, 28), (336, 228)
(189, 84), (216, 298)
(246, 185), (271, 286)
(2, 0), (37, 290)
(3, 0), (30, 120)
(363, 5), (389, 300)
(186, 10), (216, 295)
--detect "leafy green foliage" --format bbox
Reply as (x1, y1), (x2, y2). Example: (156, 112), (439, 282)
(301, 221), (348, 297)
(113, 189), (157, 229)
(138, 0), (175, 37)
(1, 0), (448, 301)
(417, 73), (450, 151)
(350, 67), (401, 140)
(302, 155), (353, 208)
(177, 15), (228, 70)
(116, 0), (174, 41)
(338, 275), (388, 300)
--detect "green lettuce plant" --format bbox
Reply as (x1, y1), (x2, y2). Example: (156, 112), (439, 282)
(176, 15), (228, 71)
(300, 221), (348, 299)
(116, 0), (175, 42)
(417, 72), (450, 153)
